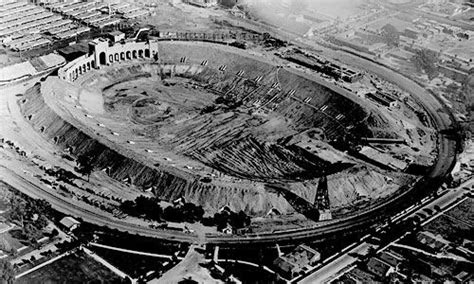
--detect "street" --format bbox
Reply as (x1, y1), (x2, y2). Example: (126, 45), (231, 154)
(297, 180), (472, 283)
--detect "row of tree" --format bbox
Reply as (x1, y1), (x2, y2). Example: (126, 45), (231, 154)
(120, 196), (251, 231)
(120, 196), (204, 224)
(8, 195), (52, 245)
(203, 210), (251, 232)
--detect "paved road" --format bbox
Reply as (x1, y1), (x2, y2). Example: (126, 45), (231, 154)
(297, 180), (470, 283)
(299, 242), (372, 284)
(89, 243), (174, 259)
(384, 2), (474, 31)
(0, 166), (198, 243)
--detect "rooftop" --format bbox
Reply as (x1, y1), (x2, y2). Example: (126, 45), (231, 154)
(367, 257), (392, 278)
(59, 216), (80, 229)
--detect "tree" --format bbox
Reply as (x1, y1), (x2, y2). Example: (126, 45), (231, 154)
(412, 49), (440, 80)
(35, 215), (49, 230)
(367, 246), (377, 257)
(32, 199), (52, 216)
(231, 211), (250, 228)
(120, 200), (136, 215)
(76, 154), (94, 181)
(22, 223), (42, 244)
(0, 259), (14, 284)
(8, 196), (27, 227)
(381, 24), (400, 47)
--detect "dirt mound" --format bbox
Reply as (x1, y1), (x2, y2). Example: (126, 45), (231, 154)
(18, 42), (411, 220)
(20, 83), (295, 216)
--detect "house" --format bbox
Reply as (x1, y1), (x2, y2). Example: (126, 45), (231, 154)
(273, 244), (320, 279)
(416, 231), (450, 253)
(164, 222), (186, 232)
(366, 257), (394, 279)
(378, 250), (404, 269)
(345, 268), (380, 283)
(173, 196), (186, 207)
(454, 271), (472, 283)
(221, 224), (233, 235)
(59, 216), (80, 232)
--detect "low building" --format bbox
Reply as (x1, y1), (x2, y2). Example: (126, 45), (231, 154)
(185, 0), (218, 8)
(59, 216), (80, 231)
(437, 63), (470, 82)
(416, 231), (450, 253)
(345, 268), (380, 283)
(454, 271), (472, 283)
(164, 223), (185, 232)
(58, 43), (88, 61)
(366, 257), (394, 279)
(281, 48), (362, 82)
(359, 146), (408, 171)
(403, 27), (419, 39)
(108, 31), (125, 43)
(378, 250), (404, 269)
(365, 92), (398, 108)
(273, 244), (320, 279)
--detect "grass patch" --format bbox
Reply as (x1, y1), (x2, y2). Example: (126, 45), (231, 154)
(92, 247), (171, 279)
(16, 250), (125, 284)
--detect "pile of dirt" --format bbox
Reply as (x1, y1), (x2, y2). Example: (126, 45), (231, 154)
(18, 42), (416, 220)
(20, 82), (295, 216)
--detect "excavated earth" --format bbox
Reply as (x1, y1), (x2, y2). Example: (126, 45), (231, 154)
(19, 42), (424, 219)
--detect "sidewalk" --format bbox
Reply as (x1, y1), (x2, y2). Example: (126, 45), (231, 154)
(81, 246), (134, 282)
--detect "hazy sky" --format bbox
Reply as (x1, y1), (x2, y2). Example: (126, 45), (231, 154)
(242, 0), (367, 20)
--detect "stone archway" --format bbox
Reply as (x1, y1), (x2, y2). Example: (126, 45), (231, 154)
(99, 52), (106, 65)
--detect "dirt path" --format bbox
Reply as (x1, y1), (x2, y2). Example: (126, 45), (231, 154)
(153, 245), (221, 284)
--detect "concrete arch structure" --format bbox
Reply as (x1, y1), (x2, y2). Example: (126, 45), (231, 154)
(90, 38), (158, 69)
(59, 53), (97, 82)
(59, 38), (159, 82)
(99, 52), (106, 65)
